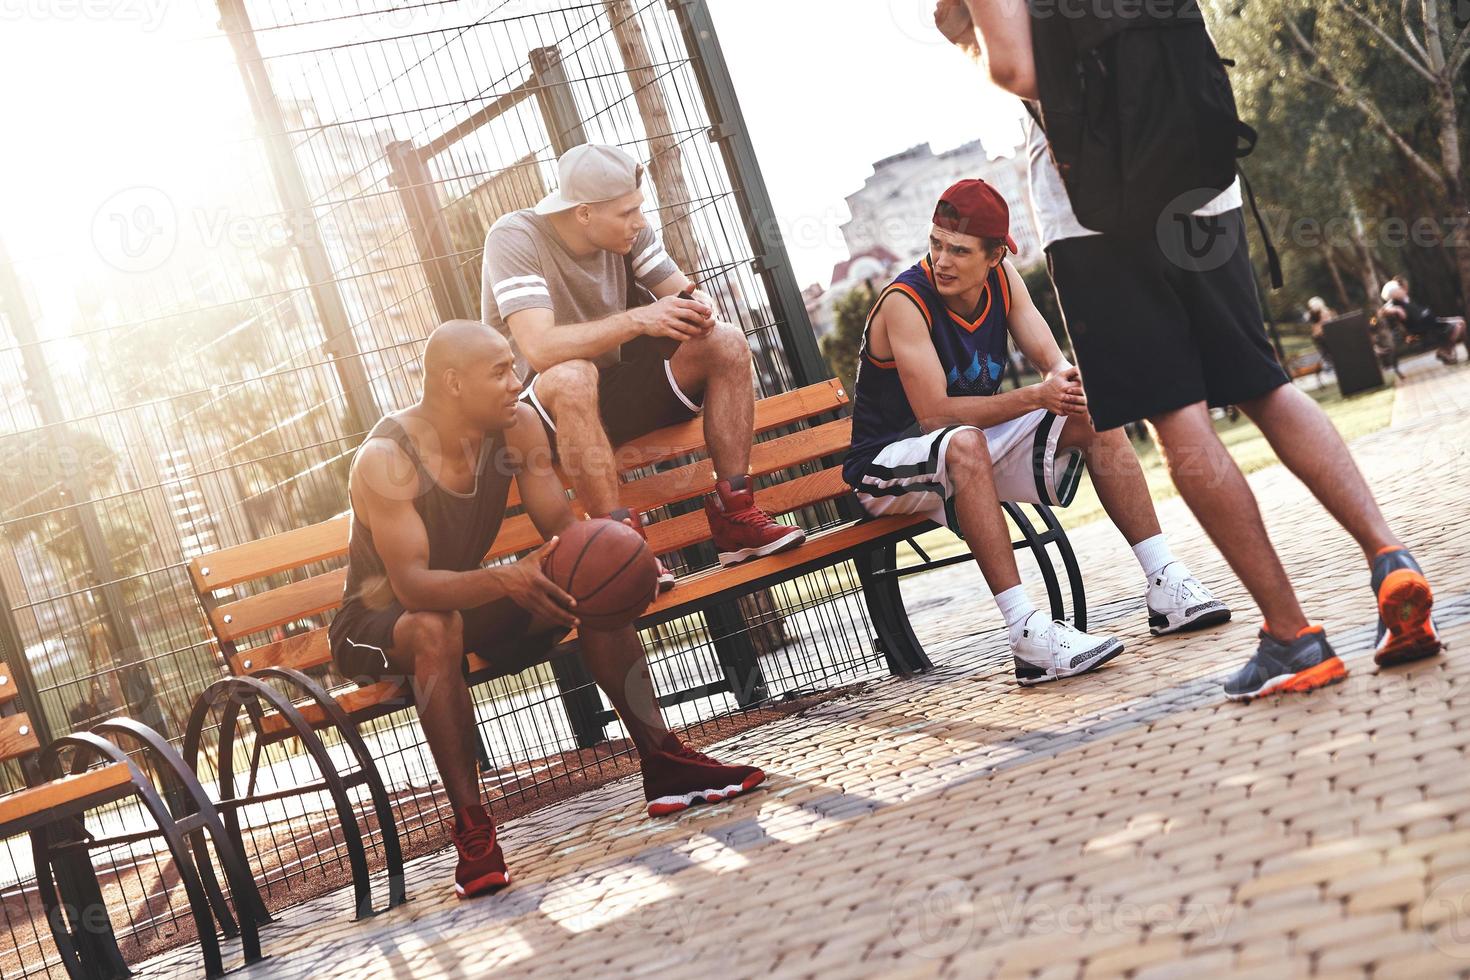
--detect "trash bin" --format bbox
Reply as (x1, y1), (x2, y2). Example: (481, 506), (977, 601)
(1320, 312), (1384, 397)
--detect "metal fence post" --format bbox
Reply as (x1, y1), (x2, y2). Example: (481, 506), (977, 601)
(529, 44), (613, 748)
(217, 0), (382, 436)
(0, 237), (166, 740)
(385, 141), (477, 323)
(671, 0), (830, 388)
(530, 46), (589, 154)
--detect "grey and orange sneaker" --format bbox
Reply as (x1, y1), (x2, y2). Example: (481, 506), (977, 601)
(1371, 546), (1441, 666)
(1223, 625), (1347, 702)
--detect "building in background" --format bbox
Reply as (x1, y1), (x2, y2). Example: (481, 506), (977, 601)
(841, 140), (1040, 272)
(806, 139), (1041, 341)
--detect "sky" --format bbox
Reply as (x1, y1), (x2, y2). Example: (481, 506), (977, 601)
(707, 0), (1027, 287)
(0, 0), (1024, 335)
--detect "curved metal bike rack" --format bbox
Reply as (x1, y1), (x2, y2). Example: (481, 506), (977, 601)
(40, 731), (265, 978)
(183, 671), (406, 921)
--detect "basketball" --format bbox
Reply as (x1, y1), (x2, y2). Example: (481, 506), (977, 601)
(542, 518), (658, 631)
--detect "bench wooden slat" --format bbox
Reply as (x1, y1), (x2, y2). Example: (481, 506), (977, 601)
(606, 418), (852, 517)
(190, 515), (350, 594)
(256, 679), (411, 737)
(0, 763), (134, 829)
(214, 462), (856, 642)
(0, 713), (41, 762)
(212, 569), (345, 643)
(599, 377), (849, 474)
(0, 666), (18, 706)
(191, 381), (849, 594)
(643, 466), (850, 556)
(250, 513), (931, 733)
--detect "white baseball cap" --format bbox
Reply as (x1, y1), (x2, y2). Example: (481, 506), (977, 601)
(534, 144), (645, 215)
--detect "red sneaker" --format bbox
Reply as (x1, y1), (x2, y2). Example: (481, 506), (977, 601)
(704, 478), (806, 567)
(611, 507), (676, 593)
(452, 804), (510, 899)
(642, 734), (766, 816)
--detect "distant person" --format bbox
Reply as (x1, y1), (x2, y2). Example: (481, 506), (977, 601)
(844, 180), (1231, 686)
(480, 144), (805, 591)
(331, 321), (766, 899)
(1378, 278), (1468, 365)
(941, 0), (1443, 700)
(1304, 296), (1336, 369)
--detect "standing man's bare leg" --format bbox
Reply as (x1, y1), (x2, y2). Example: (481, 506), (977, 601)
(1148, 401), (1309, 639)
(1237, 384), (1398, 560)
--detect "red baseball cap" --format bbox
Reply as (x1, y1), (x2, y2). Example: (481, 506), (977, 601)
(934, 179), (1018, 254)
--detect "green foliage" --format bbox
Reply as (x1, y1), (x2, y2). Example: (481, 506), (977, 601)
(1208, 0), (1469, 315)
(821, 283), (877, 394)
(1019, 263), (1071, 356)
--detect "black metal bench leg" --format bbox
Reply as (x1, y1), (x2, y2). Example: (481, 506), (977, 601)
(704, 601), (770, 706)
(187, 679), (377, 921)
(258, 668), (409, 910)
(857, 543), (933, 676)
(30, 828), (93, 980)
(1003, 503), (1068, 624)
(129, 779), (227, 979)
(1029, 504), (1087, 631)
(550, 650), (607, 750)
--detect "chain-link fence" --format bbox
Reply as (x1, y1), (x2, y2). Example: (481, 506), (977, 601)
(0, 1), (888, 974)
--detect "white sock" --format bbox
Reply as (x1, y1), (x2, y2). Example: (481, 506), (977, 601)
(1132, 534), (1175, 580)
(994, 585), (1037, 632)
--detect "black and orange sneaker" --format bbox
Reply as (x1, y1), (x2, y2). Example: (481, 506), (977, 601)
(642, 734), (765, 817)
(1371, 546), (1441, 666)
(452, 804), (510, 899)
(1223, 625), (1347, 702)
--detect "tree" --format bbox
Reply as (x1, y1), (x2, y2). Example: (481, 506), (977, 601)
(1215, 0), (1469, 310)
(821, 284), (876, 394)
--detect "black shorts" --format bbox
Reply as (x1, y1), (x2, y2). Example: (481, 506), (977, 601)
(521, 339), (702, 451)
(1046, 208), (1289, 431)
(328, 597), (568, 685)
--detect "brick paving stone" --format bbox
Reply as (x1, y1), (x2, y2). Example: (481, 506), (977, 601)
(128, 358), (1470, 978)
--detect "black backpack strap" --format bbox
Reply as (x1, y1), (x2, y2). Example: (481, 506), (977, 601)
(1238, 168), (1282, 290)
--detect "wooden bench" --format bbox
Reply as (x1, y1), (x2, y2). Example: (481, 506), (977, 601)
(183, 379), (1087, 911)
(0, 665), (262, 978)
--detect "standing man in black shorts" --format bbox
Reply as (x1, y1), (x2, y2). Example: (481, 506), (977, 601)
(940, 0), (1442, 700)
(481, 144), (806, 591)
(329, 321), (766, 900)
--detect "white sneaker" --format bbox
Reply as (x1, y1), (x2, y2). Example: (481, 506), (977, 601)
(1146, 562), (1231, 636)
(1010, 613), (1125, 686)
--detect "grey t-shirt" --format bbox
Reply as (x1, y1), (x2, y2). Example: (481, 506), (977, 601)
(480, 209), (679, 374)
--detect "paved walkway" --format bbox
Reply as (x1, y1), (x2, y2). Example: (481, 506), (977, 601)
(141, 358), (1470, 979)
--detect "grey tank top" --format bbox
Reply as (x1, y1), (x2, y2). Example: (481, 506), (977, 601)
(340, 415), (517, 613)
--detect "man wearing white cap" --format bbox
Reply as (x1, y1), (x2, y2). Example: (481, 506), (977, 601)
(481, 144), (806, 590)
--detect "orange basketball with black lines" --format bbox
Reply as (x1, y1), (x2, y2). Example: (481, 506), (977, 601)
(542, 518), (658, 631)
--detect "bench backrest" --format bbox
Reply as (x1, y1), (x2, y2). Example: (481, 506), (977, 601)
(189, 380), (853, 679)
(0, 665), (40, 775)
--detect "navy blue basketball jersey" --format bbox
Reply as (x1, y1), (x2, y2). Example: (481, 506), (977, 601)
(843, 256), (1012, 486)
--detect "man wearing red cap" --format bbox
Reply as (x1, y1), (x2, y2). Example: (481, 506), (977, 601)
(844, 181), (1231, 685)
(941, 0), (1441, 702)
